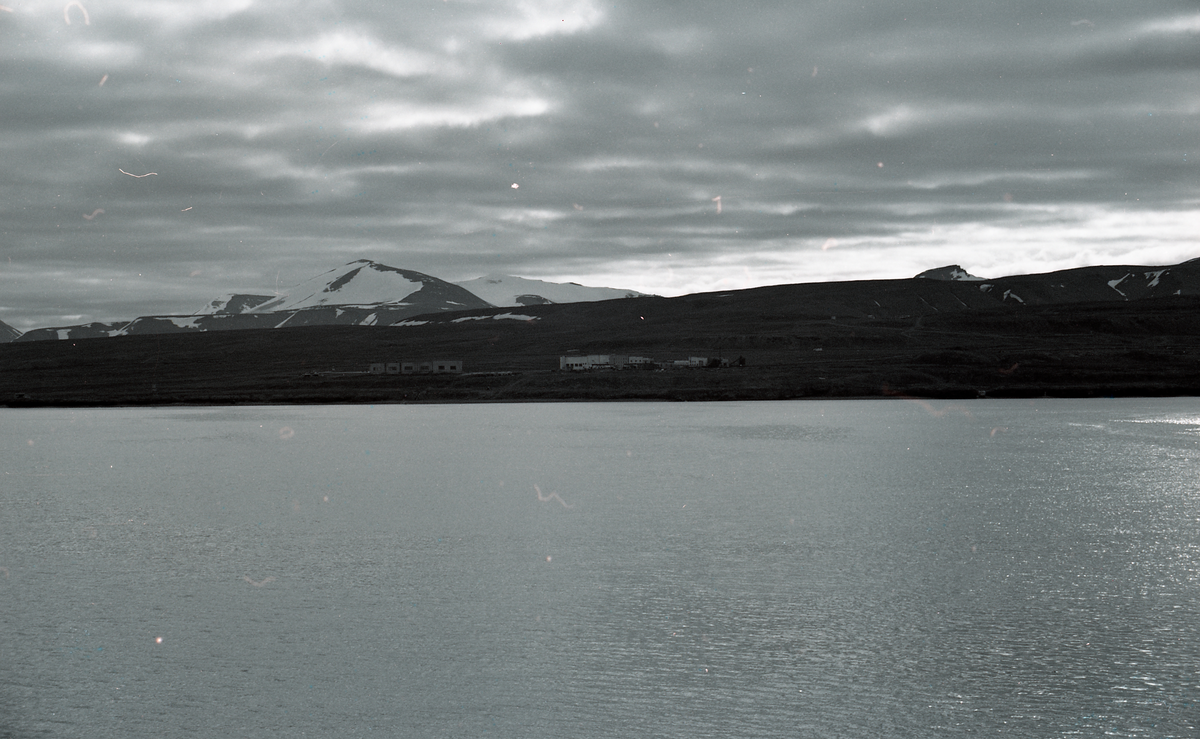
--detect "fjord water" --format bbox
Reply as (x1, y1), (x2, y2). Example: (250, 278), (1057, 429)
(2, 400), (1197, 738)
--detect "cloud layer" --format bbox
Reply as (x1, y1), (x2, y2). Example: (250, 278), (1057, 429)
(1, 0), (1196, 328)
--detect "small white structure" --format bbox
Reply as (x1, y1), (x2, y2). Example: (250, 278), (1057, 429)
(369, 363), (386, 374)
(386, 363), (400, 375)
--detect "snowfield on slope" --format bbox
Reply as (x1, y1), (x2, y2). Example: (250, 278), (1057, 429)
(455, 274), (649, 307)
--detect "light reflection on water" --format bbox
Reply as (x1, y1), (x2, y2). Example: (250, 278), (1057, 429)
(1, 399), (1198, 738)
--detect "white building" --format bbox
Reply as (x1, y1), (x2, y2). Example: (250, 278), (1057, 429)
(560, 355), (593, 371)
(559, 354), (634, 370)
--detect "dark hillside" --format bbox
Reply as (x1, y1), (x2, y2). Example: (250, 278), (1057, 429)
(2, 283), (1198, 405)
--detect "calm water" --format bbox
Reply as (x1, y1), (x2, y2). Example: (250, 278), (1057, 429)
(1, 399), (1198, 738)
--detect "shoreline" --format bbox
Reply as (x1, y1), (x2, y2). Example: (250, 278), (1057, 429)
(5, 372), (1198, 409)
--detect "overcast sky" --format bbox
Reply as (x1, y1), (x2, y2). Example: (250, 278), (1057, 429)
(1, 0), (1196, 329)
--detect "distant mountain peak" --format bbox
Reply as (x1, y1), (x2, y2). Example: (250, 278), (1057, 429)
(915, 265), (987, 281)
(247, 260), (460, 313)
(191, 260), (491, 320)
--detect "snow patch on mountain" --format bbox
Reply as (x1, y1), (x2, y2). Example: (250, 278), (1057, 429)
(455, 274), (651, 307)
(450, 312), (539, 323)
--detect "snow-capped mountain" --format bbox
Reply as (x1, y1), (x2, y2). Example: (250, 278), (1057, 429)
(455, 274), (653, 306)
(197, 261), (487, 315)
(18, 260), (492, 341)
(915, 265), (987, 281)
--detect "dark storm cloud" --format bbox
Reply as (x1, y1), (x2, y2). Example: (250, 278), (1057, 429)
(0, 0), (1196, 329)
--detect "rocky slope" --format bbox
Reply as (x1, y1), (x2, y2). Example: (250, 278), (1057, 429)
(0, 319), (21, 343)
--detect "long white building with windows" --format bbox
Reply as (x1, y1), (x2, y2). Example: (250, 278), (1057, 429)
(559, 354), (652, 370)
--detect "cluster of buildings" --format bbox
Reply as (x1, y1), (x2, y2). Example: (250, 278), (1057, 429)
(368, 360), (462, 375)
(558, 354), (740, 371)
(312, 353), (741, 378)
